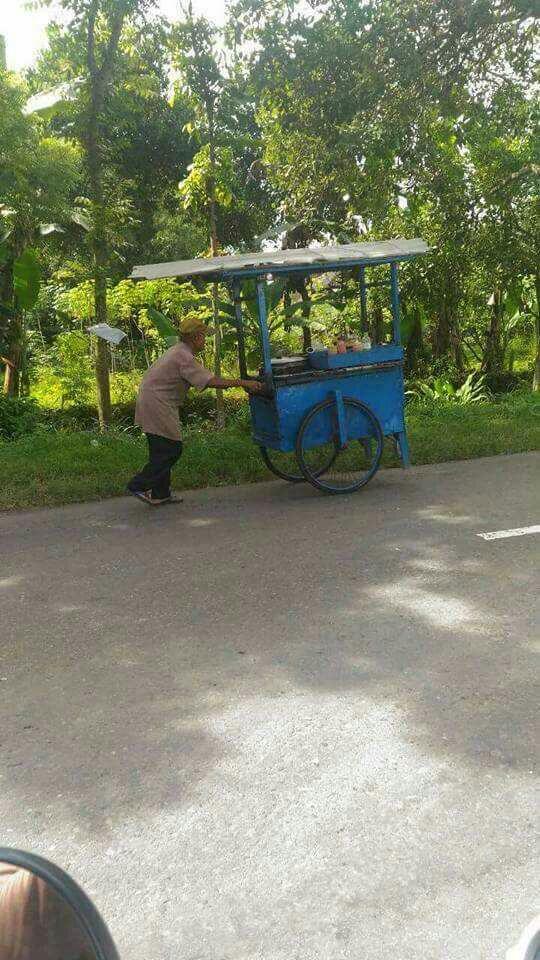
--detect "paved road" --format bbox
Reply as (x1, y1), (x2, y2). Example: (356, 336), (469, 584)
(1, 453), (539, 960)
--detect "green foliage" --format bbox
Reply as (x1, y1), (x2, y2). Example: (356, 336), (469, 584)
(0, 394), (40, 440)
(13, 248), (41, 310)
(1, 392), (538, 509)
(179, 144), (237, 212)
(408, 373), (490, 406)
(52, 331), (94, 406)
(146, 306), (180, 347)
(2, 0), (538, 413)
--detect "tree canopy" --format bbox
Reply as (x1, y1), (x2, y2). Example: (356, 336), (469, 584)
(0, 0), (538, 404)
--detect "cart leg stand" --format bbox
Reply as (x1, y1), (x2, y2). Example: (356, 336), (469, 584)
(389, 262), (411, 469)
(395, 430), (411, 468)
(256, 281), (274, 393)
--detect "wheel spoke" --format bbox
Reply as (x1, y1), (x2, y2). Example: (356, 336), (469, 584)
(260, 447), (304, 483)
(296, 398), (383, 494)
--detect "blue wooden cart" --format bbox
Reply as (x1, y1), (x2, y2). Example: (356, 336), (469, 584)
(131, 238), (429, 495)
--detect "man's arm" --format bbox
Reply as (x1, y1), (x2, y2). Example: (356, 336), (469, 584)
(207, 376), (266, 394)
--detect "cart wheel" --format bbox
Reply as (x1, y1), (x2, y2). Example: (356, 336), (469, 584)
(296, 397), (383, 494)
(259, 446), (304, 483)
(259, 443), (339, 483)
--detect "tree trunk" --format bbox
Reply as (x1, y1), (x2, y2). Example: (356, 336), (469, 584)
(94, 335), (112, 427)
(452, 328), (466, 377)
(3, 351), (19, 396)
(433, 302), (452, 358)
(404, 307), (423, 375)
(300, 281), (312, 352)
(483, 289), (504, 376)
(534, 271), (540, 393)
(2, 314), (22, 397)
(1, 261), (20, 396)
(371, 302), (384, 345)
(92, 244), (112, 428)
(208, 131), (225, 429)
(84, 2), (126, 430)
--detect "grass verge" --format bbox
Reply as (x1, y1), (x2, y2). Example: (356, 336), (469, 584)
(1, 392), (538, 511)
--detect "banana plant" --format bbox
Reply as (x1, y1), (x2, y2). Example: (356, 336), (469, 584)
(146, 306), (181, 348)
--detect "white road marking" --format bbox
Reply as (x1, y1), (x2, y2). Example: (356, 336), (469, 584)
(477, 524), (540, 541)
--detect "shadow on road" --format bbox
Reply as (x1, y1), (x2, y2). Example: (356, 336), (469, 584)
(1, 455), (538, 839)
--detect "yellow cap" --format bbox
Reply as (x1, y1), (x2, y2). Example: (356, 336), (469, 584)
(179, 313), (215, 337)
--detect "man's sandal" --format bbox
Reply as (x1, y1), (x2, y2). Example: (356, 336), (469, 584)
(128, 489), (183, 506)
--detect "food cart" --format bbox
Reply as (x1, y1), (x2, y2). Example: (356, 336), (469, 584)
(131, 238), (429, 494)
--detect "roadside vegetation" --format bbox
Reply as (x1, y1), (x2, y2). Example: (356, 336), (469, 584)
(1, 0), (537, 510)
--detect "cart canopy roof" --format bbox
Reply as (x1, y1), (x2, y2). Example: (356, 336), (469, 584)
(130, 237), (428, 283)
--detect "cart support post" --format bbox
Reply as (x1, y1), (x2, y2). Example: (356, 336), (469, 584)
(395, 430), (411, 468)
(359, 266), (368, 333)
(231, 280), (248, 379)
(333, 390), (348, 448)
(390, 262), (401, 344)
(256, 280), (273, 388)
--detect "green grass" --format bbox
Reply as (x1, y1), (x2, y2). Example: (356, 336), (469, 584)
(0, 393), (538, 511)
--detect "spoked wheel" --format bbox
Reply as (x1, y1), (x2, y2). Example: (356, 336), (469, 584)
(259, 446), (304, 483)
(260, 442), (339, 483)
(296, 397), (383, 494)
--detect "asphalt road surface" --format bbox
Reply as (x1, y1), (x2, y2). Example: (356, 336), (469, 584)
(1, 452), (539, 960)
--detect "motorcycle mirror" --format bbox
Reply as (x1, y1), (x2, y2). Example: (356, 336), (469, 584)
(507, 916), (540, 960)
(0, 848), (119, 960)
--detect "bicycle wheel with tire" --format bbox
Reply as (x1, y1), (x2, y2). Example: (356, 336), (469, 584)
(259, 440), (340, 483)
(259, 446), (304, 482)
(296, 397), (383, 494)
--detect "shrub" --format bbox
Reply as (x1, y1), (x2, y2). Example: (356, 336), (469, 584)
(0, 395), (40, 440)
(53, 331), (94, 406)
(407, 373), (490, 406)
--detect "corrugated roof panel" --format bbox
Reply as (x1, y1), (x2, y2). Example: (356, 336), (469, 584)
(130, 238), (429, 281)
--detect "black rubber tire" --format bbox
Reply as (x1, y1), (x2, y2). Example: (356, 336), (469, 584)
(260, 441), (340, 482)
(0, 848), (120, 960)
(259, 445), (305, 482)
(295, 397), (383, 494)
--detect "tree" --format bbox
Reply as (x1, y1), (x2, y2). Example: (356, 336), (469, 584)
(36, 0), (156, 428)
(231, 0), (538, 379)
(28, 16), (197, 268)
(172, 6), (234, 427)
(0, 70), (80, 395)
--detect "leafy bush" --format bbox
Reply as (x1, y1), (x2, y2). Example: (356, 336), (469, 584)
(0, 395), (40, 440)
(110, 371), (139, 405)
(53, 331), (94, 406)
(482, 370), (531, 394)
(407, 373), (490, 405)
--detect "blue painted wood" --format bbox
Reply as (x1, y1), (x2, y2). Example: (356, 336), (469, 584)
(359, 266), (368, 332)
(243, 254), (421, 475)
(308, 344), (403, 370)
(333, 390), (347, 447)
(256, 281), (273, 384)
(396, 429), (411, 468)
(250, 360), (407, 453)
(390, 262), (401, 345)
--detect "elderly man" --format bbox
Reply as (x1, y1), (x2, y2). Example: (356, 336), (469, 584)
(128, 314), (263, 505)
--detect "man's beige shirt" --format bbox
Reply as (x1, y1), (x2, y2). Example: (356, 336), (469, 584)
(135, 342), (213, 440)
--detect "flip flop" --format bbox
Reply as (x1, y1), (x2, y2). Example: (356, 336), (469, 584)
(163, 493), (184, 504)
(128, 489), (157, 506)
(128, 489), (184, 506)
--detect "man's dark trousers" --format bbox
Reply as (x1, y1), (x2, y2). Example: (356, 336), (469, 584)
(128, 433), (183, 499)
